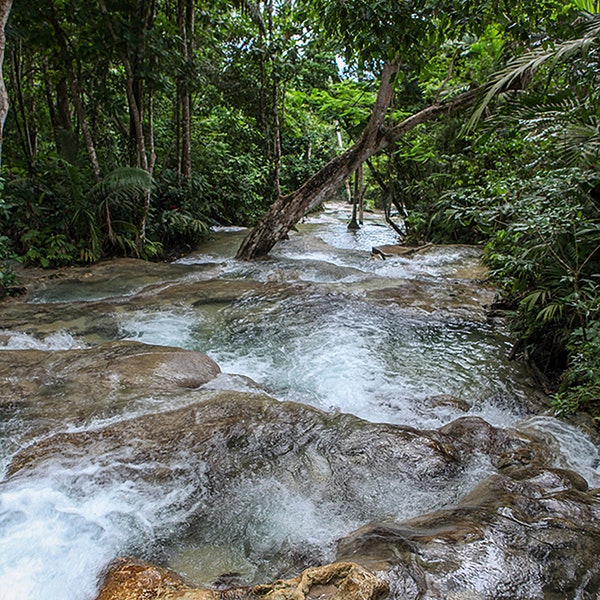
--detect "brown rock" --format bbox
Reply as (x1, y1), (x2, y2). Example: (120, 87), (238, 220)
(337, 466), (600, 599)
(95, 558), (388, 600)
(96, 557), (193, 600)
(0, 340), (220, 403)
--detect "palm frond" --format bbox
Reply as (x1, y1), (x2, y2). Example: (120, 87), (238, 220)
(485, 93), (600, 166)
(87, 167), (153, 204)
(560, 118), (600, 165)
(468, 16), (600, 130)
(230, 0), (266, 35)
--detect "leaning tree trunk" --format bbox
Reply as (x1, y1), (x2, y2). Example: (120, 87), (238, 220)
(0, 0), (12, 171)
(236, 61), (479, 261)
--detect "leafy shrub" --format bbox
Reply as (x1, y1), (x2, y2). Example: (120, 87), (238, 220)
(0, 234), (16, 288)
(551, 321), (600, 419)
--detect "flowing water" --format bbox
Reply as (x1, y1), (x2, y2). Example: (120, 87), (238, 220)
(1, 203), (599, 599)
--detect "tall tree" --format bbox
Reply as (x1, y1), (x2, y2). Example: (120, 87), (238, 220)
(46, 4), (101, 182)
(235, 0), (467, 259)
(0, 0), (12, 170)
(177, 0), (194, 182)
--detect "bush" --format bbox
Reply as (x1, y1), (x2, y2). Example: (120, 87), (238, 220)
(552, 321), (600, 419)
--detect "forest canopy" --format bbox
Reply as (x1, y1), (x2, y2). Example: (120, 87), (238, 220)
(0, 0), (598, 418)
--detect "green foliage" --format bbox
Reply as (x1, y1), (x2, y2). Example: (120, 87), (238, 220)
(438, 163), (600, 409)
(0, 184), (14, 289)
(0, 235), (16, 288)
(88, 166), (156, 258)
(155, 208), (208, 250)
(469, 12), (600, 129)
(389, 7), (599, 418)
(551, 321), (600, 417)
(1, 162), (163, 265)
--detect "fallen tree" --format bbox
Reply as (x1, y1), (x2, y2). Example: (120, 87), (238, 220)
(236, 60), (480, 260)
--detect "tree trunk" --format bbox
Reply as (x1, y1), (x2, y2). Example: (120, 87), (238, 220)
(98, 0), (152, 245)
(56, 78), (72, 133)
(47, 9), (101, 182)
(67, 68), (101, 183)
(177, 0), (193, 182)
(148, 90), (156, 174)
(0, 0), (12, 170)
(236, 63), (479, 260)
(357, 163), (365, 224)
(335, 120), (352, 204)
(272, 81), (283, 198)
(10, 43), (36, 165)
(97, 0), (148, 173)
(348, 165), (362, 231)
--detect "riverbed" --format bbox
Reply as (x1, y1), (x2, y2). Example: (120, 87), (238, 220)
(1, 202), (599, 599)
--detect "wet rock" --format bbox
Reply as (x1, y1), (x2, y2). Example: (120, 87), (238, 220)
(0, 340), (220, 406)
(6, 395), (554, 586)
(95, 557), (192, 600)
(0, 341), (221, 442)
(6, 395), (462, 491)
(366, 280), (495, 320)
(10, 257), (198, 303)
(95, 558), (388, 600)
(337, 466), (600, 599)
(423, 395), (472, 413)
(439, 416), (549, 469)
(6, 398), (548, 517)
(8, 393), (590, 599)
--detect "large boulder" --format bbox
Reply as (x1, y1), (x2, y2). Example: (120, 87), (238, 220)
(0, 341), (221, 410)
(6, 398), (535, 496)
(0, 341), (220, 403)
(0, 341), (222, 447)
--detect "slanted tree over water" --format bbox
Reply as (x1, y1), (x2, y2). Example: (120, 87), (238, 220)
(236, 0), (572, 259)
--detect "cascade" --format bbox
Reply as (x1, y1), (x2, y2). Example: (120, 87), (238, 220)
(1, 203), (598, 600)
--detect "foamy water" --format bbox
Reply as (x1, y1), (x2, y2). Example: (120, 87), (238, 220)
(1, 203), (599, 599)
(0, 462), (204, 600)
(118, 295), (530, 429)
(0, 330), (87, 350)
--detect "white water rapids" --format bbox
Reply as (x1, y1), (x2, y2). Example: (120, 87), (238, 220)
(1, 203), (599, 599)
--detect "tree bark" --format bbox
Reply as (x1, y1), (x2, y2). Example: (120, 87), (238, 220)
(98, 0), (153, 246)
(10, 42), (36, 165)
(272, 80), (282, 198)
(0, 0), (12, 170)
(236, 63), (479, 260)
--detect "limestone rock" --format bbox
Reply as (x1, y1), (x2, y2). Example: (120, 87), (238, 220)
(0, 340), (222, 445)
(95, 558), (388, 600)
(337, 466), (600, 599)
(0, 340), (220, 401)
(95, 557), (193, 600)
(9, 395), (591, 599)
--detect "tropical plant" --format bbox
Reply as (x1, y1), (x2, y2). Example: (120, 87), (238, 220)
(0, 234), (15, 288)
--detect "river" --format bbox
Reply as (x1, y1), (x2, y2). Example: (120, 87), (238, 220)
(1, 202), (599, 599)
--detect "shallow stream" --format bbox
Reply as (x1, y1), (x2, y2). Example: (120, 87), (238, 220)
(1, 203), (599, 599)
